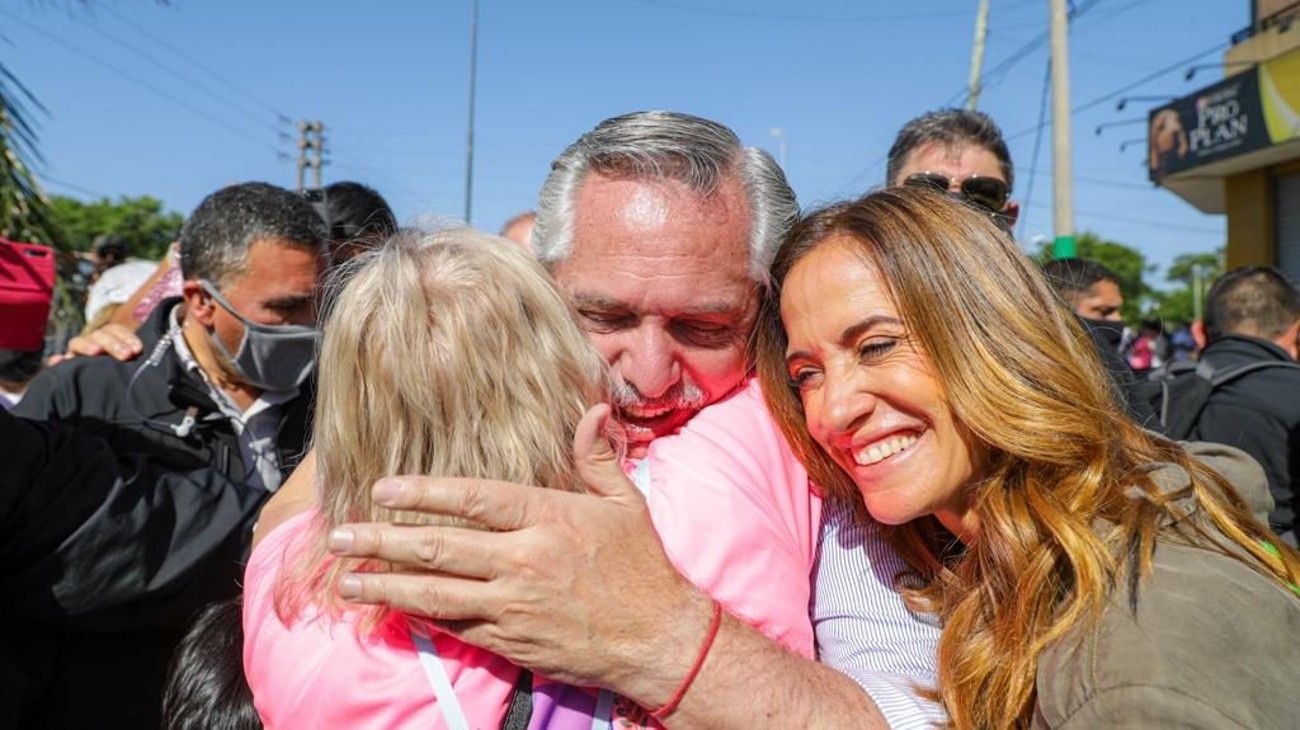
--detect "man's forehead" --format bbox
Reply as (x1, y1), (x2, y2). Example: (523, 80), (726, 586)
(1083, 279), (1122, 299)
(569, 290), (750, 316)
(898, 141), (1005, 183)
(572, 174), (749, 239)
(226, 237), (322, 294)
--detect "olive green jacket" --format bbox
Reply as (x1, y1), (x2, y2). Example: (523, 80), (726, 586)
(1034, 443), (1300, 729)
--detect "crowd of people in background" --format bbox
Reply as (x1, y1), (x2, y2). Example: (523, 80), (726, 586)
(1, 106), (1298, 729)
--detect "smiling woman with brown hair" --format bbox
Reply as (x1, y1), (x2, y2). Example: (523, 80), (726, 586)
(756, 186), (1300, 728)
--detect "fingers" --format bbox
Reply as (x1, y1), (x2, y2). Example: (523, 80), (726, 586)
(329, 522), (507, 580)
(574, 404), (644, 502)
(368, 475), (556, 531)
(63, 335), (104, 359)
(337, 570), (496, 621)
(66, 325), (143, 361)
(92, 325), (144, 360)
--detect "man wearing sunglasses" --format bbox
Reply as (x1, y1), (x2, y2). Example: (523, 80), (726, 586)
(885, 108), (1019, 230)
(882, 112), (1163, 428)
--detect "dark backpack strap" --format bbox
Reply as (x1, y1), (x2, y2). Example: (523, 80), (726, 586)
(1209, 360), (1300, 387)
(1157, 359), (1300, 439)
(500, 669), (533, 730)
(1155, 360), (1218, 440)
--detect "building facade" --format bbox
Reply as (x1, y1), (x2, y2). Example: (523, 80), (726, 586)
(1150, 0), (1300, 275)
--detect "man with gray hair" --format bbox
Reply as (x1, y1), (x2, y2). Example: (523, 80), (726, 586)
(10, 181), (324, 727)
(532, 110), (797, 458)
(308, 111), (943, 726)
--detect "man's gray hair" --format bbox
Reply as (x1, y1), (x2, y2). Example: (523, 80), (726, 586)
(533, 111), (798, 283)
(180, 181), (326, 287)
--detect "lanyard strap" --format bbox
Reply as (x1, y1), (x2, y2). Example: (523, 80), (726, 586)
(501, 669), (533, 730)
(414, 457), (653, 730)
(585, 460), (652, 729)
(411, 630), (471, 730)
(630, 458), (653, 497)
(590, 690), (616, 730)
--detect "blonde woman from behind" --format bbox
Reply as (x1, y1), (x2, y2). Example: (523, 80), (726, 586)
(243, 228), (609, 729)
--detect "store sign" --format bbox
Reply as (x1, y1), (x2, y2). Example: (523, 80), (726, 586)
(1149, 49), (1300, 181)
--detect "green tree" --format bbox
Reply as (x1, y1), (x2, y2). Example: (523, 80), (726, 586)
(48, 194), (184, 261)
(1166, 251), (1223, 288)
(0, 63), (57, 246)
(1035, 230), (1155, 323)
(1148, 250), (1223, 324)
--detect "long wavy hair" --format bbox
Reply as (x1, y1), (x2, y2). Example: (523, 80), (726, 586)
(756, 187), (1300, 728)
(277, 227), (609, 626)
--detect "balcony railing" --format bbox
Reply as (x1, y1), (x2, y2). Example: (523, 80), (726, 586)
(1232, 1), (1300, 44)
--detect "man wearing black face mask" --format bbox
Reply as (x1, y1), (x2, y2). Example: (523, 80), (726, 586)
(8, 182), (324, 728)
(1041, 257), (1126, 348)
(1040, 256), (1158, 426)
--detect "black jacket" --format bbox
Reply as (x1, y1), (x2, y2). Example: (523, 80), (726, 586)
(3, 300), (312, 728)
(1188, 335), (1300, 546)
(1080, 317), (1159, 427)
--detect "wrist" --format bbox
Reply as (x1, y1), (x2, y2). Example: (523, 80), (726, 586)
(612, 582), (717, 709)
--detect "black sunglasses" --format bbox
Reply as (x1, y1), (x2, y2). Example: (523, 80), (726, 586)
(902, 172), (1009, 215)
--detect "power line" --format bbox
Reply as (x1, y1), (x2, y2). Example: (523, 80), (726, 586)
(1082, 0), (1159, 26)
(1023, 167), (1154, 190)
(0, 8), (281, 155)
(1004, 39), (1230, 142)
(1024, 201), (1222, 233)
(67, 12), (282, 135)
(838, 0), (1115, 190)
(1017, 61), (1053, 241)
(942, 0), (1108, 107)
(618, 0), (971, 23)
(97, 4), (292, 124)
(39, 174), (110, 199)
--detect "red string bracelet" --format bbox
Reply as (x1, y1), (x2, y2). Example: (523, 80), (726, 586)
(649, 598), (723, 722)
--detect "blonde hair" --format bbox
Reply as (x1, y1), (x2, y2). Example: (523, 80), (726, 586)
(757, 187), (1300, 728)
(278, 227), (608, 625)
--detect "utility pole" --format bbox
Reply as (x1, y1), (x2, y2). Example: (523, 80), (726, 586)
(1049, 0), (1075, 259)
(463, 0), (480, 224)
(1192, 264), (1205, 322)
(296, 120), (325, 191)
(965, 0), (990, 111)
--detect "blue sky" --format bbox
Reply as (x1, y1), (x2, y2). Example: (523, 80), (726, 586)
(3, 0), (1246, 284)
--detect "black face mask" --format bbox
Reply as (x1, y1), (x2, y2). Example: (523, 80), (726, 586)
(1080, 316), (1124, 351)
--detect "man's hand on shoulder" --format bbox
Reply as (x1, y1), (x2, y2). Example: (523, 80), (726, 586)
(324, 404), (892, 727)
(326, 404), (710, 702)
(51, 324), (143, 366)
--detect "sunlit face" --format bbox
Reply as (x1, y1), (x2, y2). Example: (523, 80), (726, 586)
(190, 237), (323, 387)
(552, 173), (756, 458)
(893, 141), (1018, 226)
(781, 236), (979, 538)
(1073, 279), (1124, 322)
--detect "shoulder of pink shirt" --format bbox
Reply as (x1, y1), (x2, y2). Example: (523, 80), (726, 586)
(638, 377), (821, 657)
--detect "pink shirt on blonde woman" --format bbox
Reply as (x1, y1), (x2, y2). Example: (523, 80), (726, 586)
(242, 378), (820, 728)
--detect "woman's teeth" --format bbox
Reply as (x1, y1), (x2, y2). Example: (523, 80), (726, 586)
(854, 433), (918, 466)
